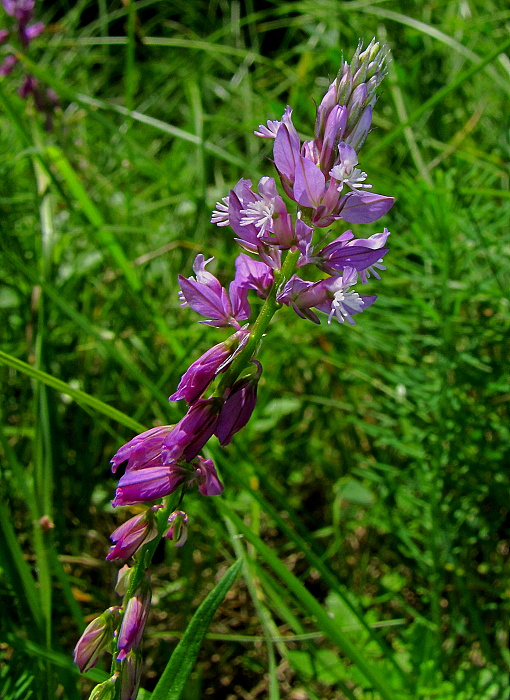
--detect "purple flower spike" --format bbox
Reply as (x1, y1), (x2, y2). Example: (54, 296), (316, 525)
(169, 329), (250, 405)
(111, 425), (174, 474)
(215, 361), (262, 446)
(117, 574), (151, 661)
(195, 456), (224, 495)
(106, 506), (161, 563)
(162, 398), (222, 464)
(165, 510), (189, 546)
(119, 651), (142, 700)
(178, 254), (250, 329)
(74, 606), (121, 672)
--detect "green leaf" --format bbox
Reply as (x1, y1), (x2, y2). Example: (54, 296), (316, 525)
(151, 559), (242, 700)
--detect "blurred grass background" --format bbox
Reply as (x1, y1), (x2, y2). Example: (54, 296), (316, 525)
(1, 1), (509, 698)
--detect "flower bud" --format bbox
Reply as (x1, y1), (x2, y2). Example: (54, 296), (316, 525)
(165, 511), (189, 547)
(117, 573), (151, 661)
(215, 361), (262, 446)
(74, 607), (121, 673)
(119, 651), (142, 700)
(106, 506), (161, 563)
(115, 565), (133, 597)
(87, 675), (118, 700)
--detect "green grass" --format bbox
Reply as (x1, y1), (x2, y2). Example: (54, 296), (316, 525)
(1, 1), (509, 698)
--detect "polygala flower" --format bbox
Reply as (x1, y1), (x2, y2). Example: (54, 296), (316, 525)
(216, 361), (262, 446)
(169, 329), (250, 405)
(73, 606), (121, 672)
(178, 254), (250, 328)
(161, 397), (222, 463)
(106, 506), (161, 562)
(111, 425), (174, 474)
(117, 574), (152, 661)
(93, 39), (395, 692)
(277, 267), (377, 325)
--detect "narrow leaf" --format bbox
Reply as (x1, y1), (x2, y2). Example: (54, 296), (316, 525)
(151, 559), (242, 700)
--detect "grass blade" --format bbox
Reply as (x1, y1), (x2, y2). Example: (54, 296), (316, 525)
(0, 350), (145, 432)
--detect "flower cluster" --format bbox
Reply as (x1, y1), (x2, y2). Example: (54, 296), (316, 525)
(0, 0), (58, 129)
(76, 39), (394, 698)
(212, 39), (392, 326)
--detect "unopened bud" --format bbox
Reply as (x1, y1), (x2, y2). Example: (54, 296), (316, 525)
(74, 607), (121, 673)
(117, 573), (152, 661)
(115, 565), (133, 597)
(346, 83), (368, 133)
(165, 511), (189, 547)
(88, 675), (118, 700)
(336, 64), (352, 105)
(119, 651), (142, 700)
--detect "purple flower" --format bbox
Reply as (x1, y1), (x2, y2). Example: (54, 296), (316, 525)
(212, 179), (282, 268)
(111, 425), (174, 474)
(178, 254), (250, 328)
(215, 361), (262, 446)
(117, 574), (151, 661)
(2, 0), (34, 21)
(195, 455), (224, 495)
(112, 465), (190, 506)
(162, 398), (221, 463)
(1, 0), (44, 46)
(306, 229), (389, 276)
(234, 253), (274, 298)
(106, 506), (161, 563)
(165, 510), (189, 546)
(254, 105), (299, 142)
(73, 606), (121, 672)
(278, 268), (377, 325)
(0, 54), (17, 75)
(119, 651), (142, 700)
(169, 329), (250, 405)
(329, 142), (370, 193)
